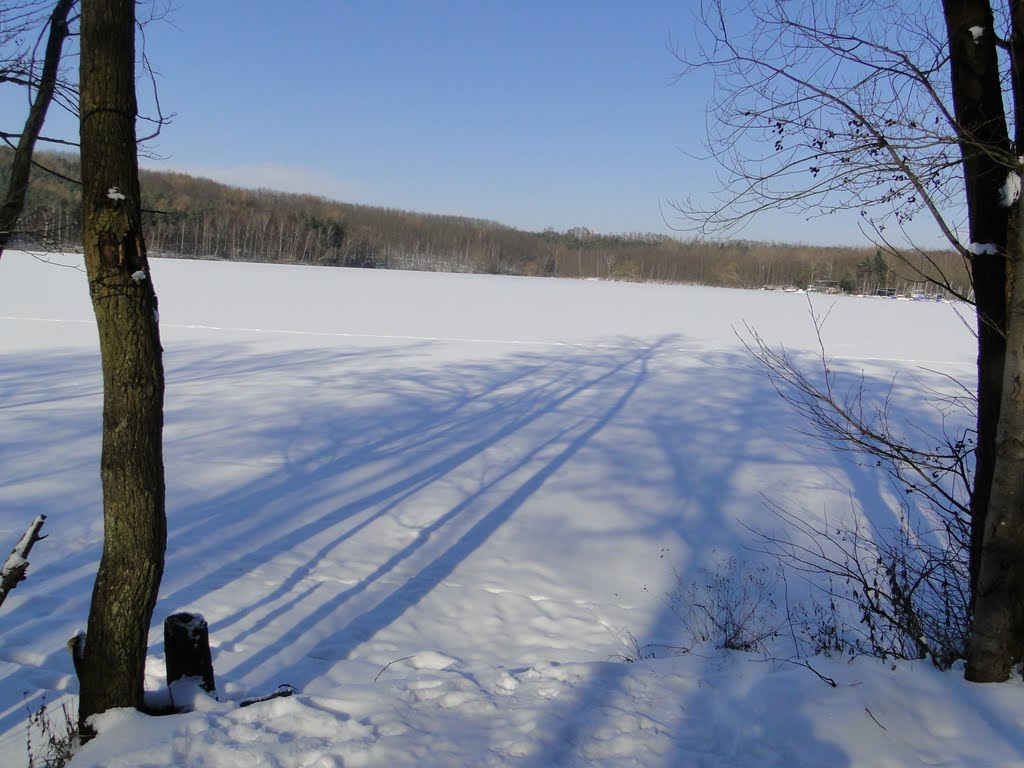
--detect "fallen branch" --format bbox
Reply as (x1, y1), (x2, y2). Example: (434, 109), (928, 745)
(757, 655), (838, 687)
(865, 707), (888, 731)
(0, 514), (47, 610)
(239, 684), (297, 708)
(373, 656), (414, 683)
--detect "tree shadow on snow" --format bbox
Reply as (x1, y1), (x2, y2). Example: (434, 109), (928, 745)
(0, 331), (969, 757)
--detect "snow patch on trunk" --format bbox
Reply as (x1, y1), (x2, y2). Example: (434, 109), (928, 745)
(1000, 171), (1020, 207)
(969, 242), (999, 255)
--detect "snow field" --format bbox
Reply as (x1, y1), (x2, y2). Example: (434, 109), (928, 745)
(0, 251), (1019, 767)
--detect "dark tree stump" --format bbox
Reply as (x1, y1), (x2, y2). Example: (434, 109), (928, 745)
(164, 612), (215, 692)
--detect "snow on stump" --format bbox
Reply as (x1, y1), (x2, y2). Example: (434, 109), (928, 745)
(164, 612), (216, 694)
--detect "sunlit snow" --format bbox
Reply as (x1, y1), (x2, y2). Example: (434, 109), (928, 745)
(0, 251), (1020, 768)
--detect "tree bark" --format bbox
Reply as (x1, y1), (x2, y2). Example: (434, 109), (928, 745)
(964, 0), (1024, 681)
(941, 0), (1011, 604)
(944, 0), (1024, 682)
(0, 0), (75, 257)
(77, 0), (167, 731)
(968, 205), (1024, 680)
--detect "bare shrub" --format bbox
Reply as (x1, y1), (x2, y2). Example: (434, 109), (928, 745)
(665, 556), (784, 654)
(739, 304), (974, 531)
(789, 592), (857, 659)
(740, 301), (971, 669)
(618, 303), (969, 669)
(755, 499), (968, 668)
(612, 628), (662, 664)
(26, 696), (77, 768)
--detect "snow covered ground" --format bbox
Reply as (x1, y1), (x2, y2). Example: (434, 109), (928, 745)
(0, 250), (1020, 767)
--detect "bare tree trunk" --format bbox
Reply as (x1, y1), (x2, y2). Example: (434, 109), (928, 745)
(968, 218), (1024, 680)
(77, 0), (167, 731)
(0, 0), (75, 257)
(942, 0), (1011, 604)
(962, 0), (1024, 682)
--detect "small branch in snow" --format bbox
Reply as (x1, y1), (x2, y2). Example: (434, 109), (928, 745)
(865, 707), (888, 731)
(373, 655), (415, 683)
(239, 684), (297, 707)
(106, 187), (126, 201)
(0, 514), (47, 610)
(969, 242), (999, 256)
(757, 655), (838, 687)
(131, 270), (147, 282)
(969, 26), (984, 43)
(799, 659), (837, 688)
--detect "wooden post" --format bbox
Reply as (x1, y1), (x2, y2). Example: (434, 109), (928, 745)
(164, 612), (215, 693)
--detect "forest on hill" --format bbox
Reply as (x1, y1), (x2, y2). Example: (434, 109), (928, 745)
(2, 149), (970, 295)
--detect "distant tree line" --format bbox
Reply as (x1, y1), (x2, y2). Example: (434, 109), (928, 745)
(1, 149), (969, 294)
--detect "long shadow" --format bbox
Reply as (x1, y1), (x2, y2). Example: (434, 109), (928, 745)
(506, 349), (851, 766)
(223, 342), (659, 684)
(0, 325), (973, 754)
(0, 340), (437, 734)
(0, 342), (402, 583)
(0, 333), (662, 715)
(514, 346), (967, 765)
(155, 341), (649, 626)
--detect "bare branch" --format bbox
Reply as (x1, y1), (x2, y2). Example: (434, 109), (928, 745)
(0, 0), (76, 257)
(737, 305), (974, 523)
(0, 514), (47, 610)
(668, 0), (990, 260)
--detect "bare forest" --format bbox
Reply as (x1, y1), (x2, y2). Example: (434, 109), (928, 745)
(3, 149), (969, 295)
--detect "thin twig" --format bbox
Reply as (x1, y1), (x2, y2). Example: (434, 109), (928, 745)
(760, 655), (838, 687)
(373, 656), (414, 683)
(865, 706), (888, 730)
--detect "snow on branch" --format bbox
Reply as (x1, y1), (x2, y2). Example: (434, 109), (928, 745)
(0, 514), (47, 610)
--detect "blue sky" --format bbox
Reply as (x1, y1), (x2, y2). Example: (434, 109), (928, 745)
(13, 1), (940, 246)
(139, 2), (703, 235)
